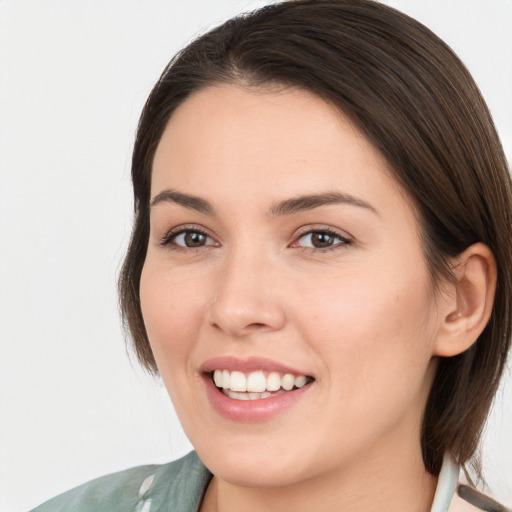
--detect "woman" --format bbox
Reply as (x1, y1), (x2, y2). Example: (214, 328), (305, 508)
(31, 0), (512, 511)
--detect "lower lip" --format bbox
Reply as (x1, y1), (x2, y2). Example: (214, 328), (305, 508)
(202, 374), (313, 423)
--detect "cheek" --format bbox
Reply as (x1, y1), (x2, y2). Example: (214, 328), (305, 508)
(297, 268), (437, 452)
(295, 259), (436, 387)
(139, 262), (206, 367)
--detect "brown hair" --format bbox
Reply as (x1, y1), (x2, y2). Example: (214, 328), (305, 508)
(119, 0), (512, 476)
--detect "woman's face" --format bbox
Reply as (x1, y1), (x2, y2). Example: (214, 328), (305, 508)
(140, 85), (444, 487)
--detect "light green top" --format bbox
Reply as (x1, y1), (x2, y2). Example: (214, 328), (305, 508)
(30, 451), (463, 512)
(29, 451), (212, 512)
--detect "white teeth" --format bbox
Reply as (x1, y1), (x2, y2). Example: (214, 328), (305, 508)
(226, 390), (273, 401)
(222, 369), (230, 389)
(230, 371), (247, 392)
(212, 369), (311, 395)
(282, 373), (295, 391)
(213, 370), (223, 387)
(266, 372), (281, 391)
(294, 375), (307, 388)
(247, 371), (267, 392)
(226, 390), (250, 400)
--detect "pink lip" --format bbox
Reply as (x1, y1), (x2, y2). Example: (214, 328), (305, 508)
(200, 355), (310, 376)
(200, 356), (314, 423)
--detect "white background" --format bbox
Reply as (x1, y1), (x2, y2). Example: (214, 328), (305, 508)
(0, 1), (511, 511)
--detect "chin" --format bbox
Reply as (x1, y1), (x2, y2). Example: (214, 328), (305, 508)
(194, 437), (319, 489)
(210, 458), (309, 488)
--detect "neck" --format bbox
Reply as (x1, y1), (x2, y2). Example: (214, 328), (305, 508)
(200, 440), (437, 512)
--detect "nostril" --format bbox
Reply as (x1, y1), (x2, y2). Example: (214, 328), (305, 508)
(209, 321), (269, 333)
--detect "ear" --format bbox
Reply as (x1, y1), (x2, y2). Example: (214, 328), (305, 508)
(433, 243), (497, 357)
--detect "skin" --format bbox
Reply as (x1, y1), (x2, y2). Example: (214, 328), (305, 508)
(140, 84), (495, 512)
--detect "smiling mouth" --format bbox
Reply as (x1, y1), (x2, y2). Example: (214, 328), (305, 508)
(210, 369), (314, 401)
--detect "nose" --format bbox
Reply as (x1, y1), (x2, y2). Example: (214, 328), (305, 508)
(206, 249), (287, 338)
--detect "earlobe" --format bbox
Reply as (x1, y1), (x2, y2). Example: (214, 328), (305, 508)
(433, 243), (497, 357)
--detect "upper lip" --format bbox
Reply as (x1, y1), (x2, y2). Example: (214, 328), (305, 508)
(200, 355), (312, 377)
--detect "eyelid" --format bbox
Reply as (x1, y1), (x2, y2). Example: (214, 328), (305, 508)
(157, 223), (352, 252)
(159, 224), (219, 248)
(289, 225), (353, 251)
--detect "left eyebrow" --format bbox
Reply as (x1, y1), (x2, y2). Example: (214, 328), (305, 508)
(268, 192), (378, 217)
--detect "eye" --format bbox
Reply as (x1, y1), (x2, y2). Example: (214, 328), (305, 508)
(294, 229), (351, 250)
(161, 228), (217, 249)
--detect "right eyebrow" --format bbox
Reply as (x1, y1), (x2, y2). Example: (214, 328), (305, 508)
(149, 189), (215, 215)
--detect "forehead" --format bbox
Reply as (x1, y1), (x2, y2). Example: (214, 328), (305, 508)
(151, 84), (407, 217)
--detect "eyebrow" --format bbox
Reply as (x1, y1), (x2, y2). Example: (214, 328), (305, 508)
(149, 189), (377, 217)
(269, 192), (378, 217)
(150, 189), (214, 215)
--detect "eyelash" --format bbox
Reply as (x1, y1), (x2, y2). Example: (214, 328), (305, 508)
(291, 227), (352, 253)
(159, 226), (352, 253)
(159, 226), (216, 252)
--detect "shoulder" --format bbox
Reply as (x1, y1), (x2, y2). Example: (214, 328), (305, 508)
(28, 464), (159, 512)
(29, 451), (211, 512)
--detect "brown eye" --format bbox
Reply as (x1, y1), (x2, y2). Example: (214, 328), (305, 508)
(296, 230), (350, 250)
(310, 232), (336, 248)
(183, 231), (207, 247)
(168, 230), (215, 248)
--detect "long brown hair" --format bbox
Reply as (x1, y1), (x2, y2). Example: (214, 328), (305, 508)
(119, 0), (512, 476)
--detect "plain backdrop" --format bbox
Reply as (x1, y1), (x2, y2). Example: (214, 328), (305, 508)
(0, 1), (511, 511)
